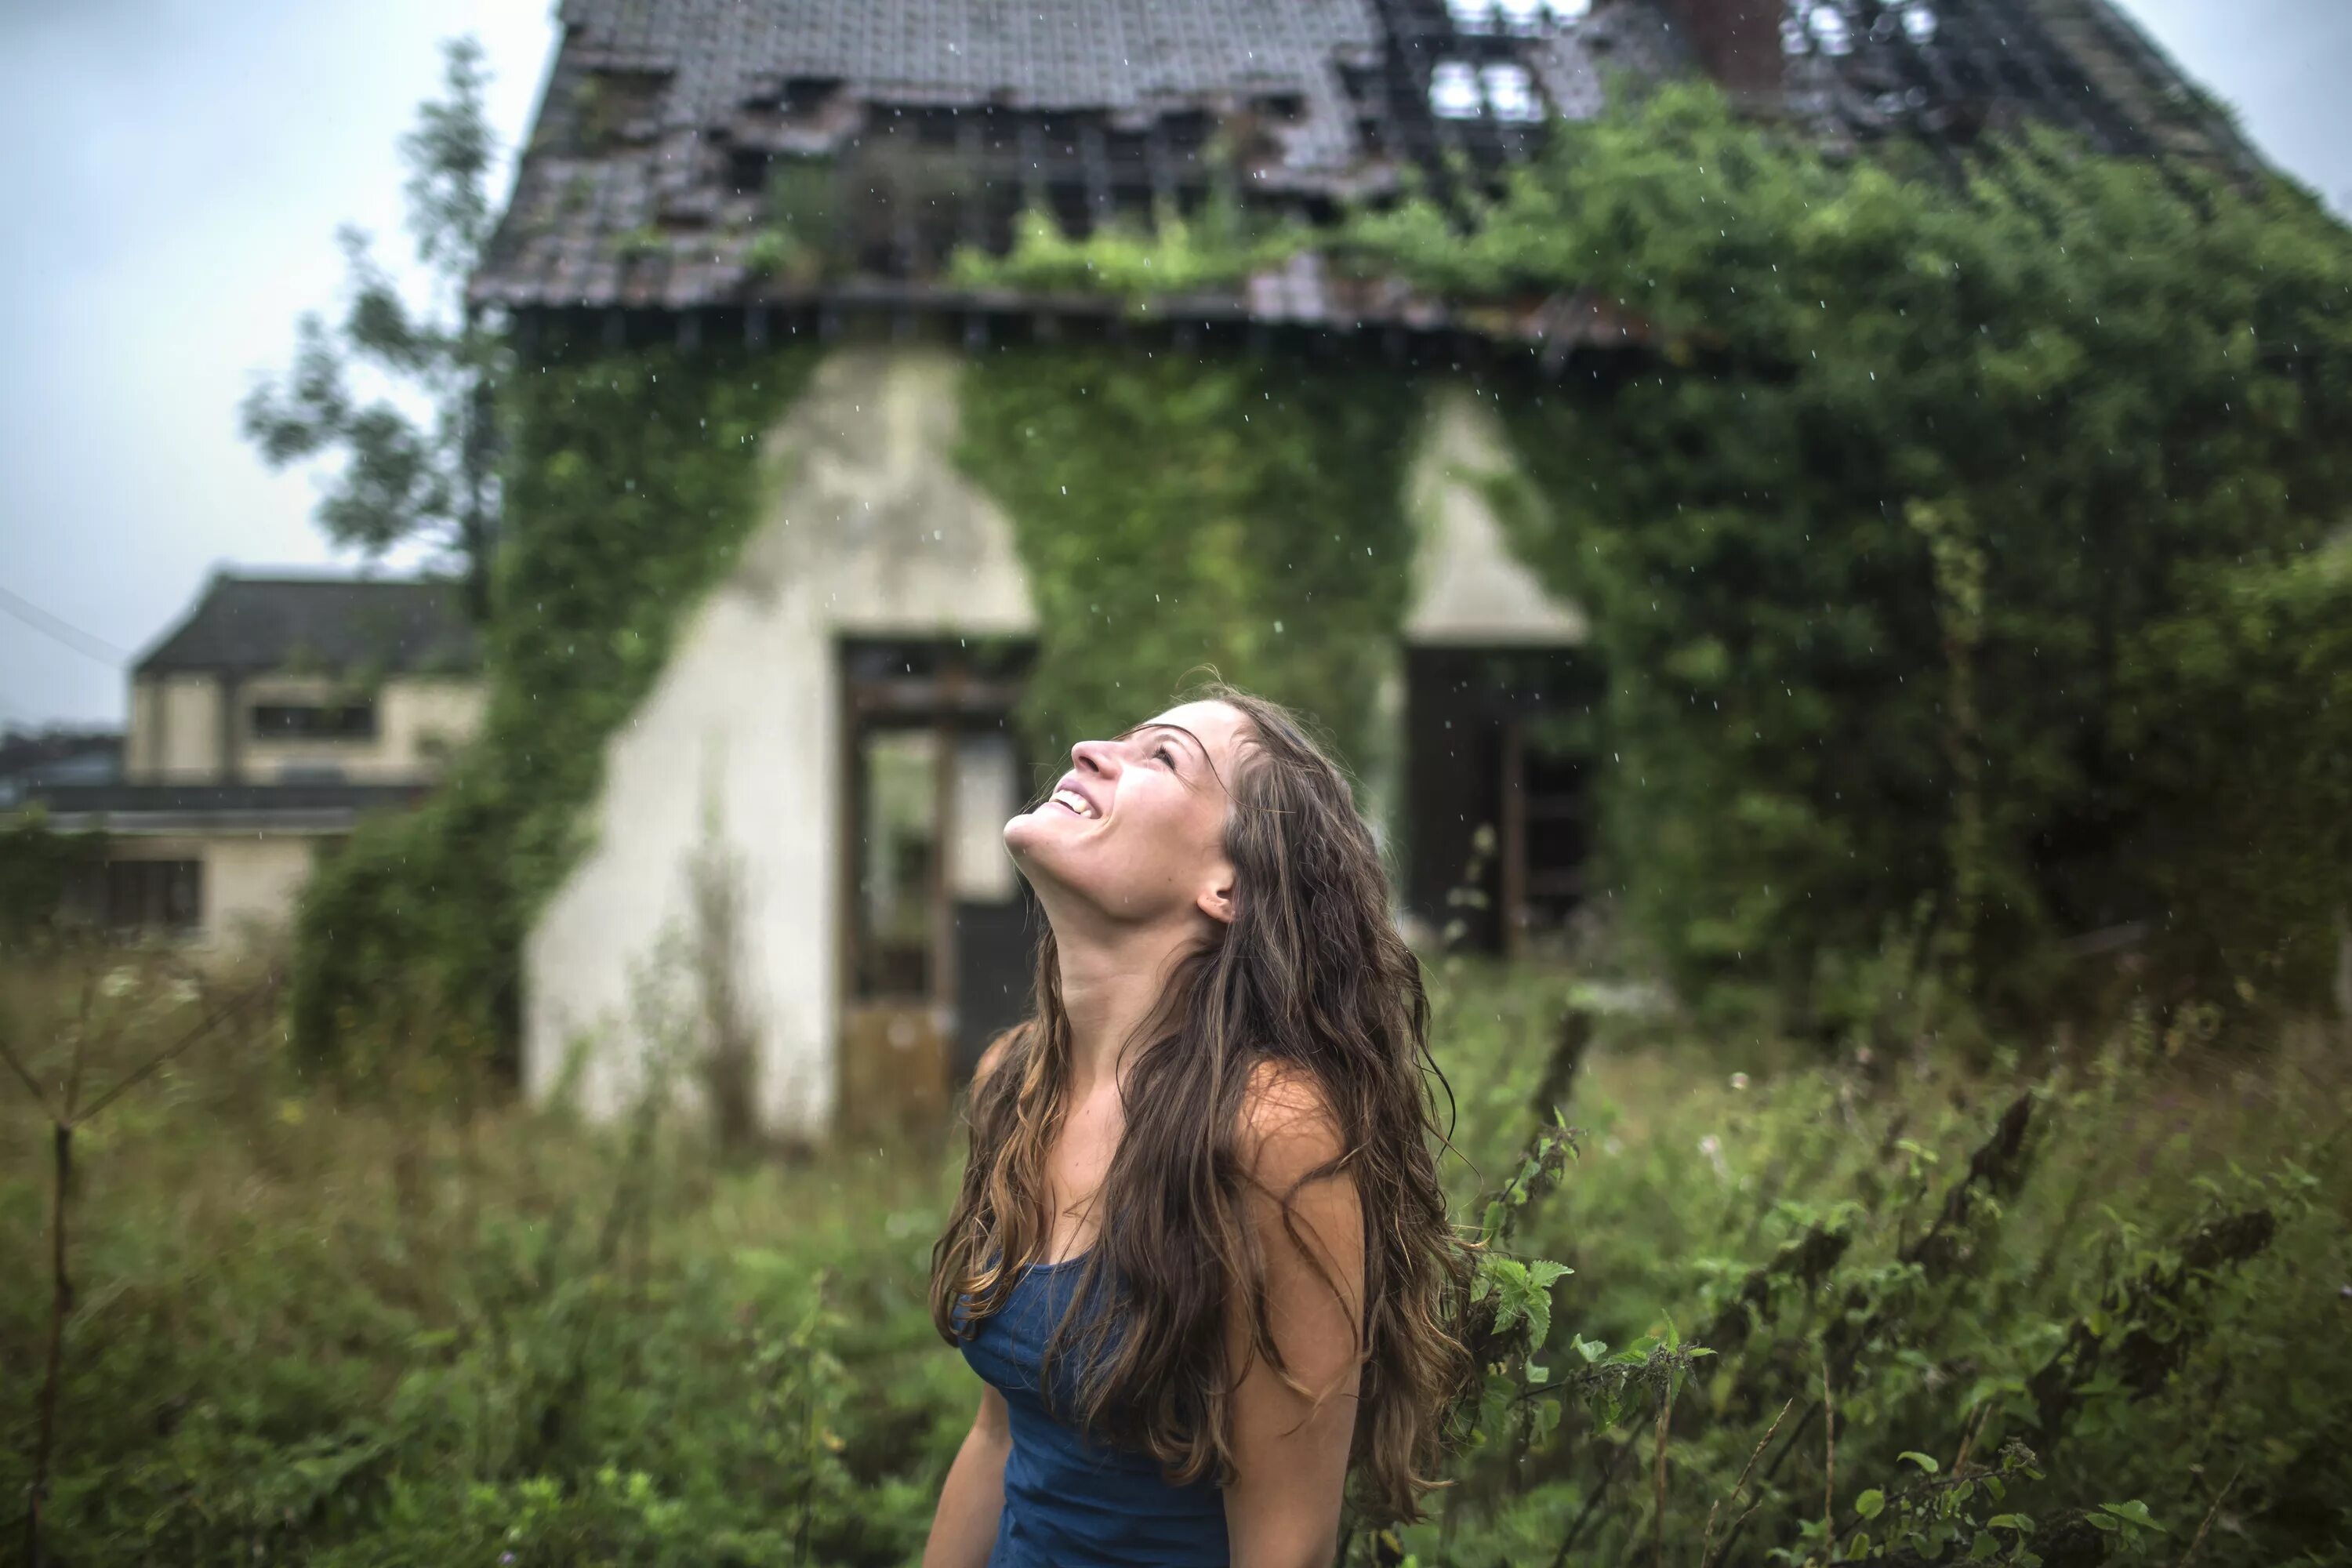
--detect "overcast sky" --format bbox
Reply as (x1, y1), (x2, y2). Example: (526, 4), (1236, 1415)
(2, 0), (2347, 728)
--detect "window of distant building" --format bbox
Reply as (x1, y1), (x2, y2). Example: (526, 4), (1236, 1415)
(252, 702), (378, 740)
(103, 859), (201, 933)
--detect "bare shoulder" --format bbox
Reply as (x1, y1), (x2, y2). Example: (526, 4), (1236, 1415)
(1237, 1059), (1348, 1189)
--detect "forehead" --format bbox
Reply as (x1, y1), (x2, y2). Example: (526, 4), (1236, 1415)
(1131, 699), (1250, 768)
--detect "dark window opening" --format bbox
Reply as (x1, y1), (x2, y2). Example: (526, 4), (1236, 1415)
(839, 639), (1038, 1134)
(726, 149), (770, 196)
(103, 859), (201, 933)
(1403, 646), (1601, 956)
(779, 76), (843, 116)
(252, 702), (377, 739)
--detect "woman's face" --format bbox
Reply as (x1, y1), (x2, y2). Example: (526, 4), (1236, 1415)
(1004, 699), (1250, 930)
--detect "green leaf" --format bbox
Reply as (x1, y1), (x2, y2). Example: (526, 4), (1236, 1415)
(2098, 1501), (2165, 1534)
(1855, 1489), (1886, 1520)
(1900, 1450), (1942, 1474)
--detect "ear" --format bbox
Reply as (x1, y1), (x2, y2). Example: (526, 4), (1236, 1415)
(1197, 858), (1238, 926)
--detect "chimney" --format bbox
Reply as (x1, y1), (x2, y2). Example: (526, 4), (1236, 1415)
(1651, 0), (1786, 107)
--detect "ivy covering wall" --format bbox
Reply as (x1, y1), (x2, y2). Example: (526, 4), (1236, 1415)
(1384, 90), (2352, 1022)
(290, 345), (816, 1080)
(955, 347), (1421, 783)
(297, 80), (2352, 1076)
(962, 82), (2352, 1027)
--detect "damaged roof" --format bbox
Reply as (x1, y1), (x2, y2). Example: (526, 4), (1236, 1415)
(472, 0), (2256, 318)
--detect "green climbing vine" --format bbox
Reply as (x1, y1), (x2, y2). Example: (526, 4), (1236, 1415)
(956, 347), (1421, 783)
(290, 343), (817, 1080)
(958, 80), (2352, 1026)
(1408, 89), (2352, 1024)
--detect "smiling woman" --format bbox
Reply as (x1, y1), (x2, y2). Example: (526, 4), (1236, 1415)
(924, 681), (1475, 1568)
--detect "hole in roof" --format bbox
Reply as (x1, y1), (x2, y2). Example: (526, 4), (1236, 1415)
(1483, 63), (1544, 122)
(1430, 60), (1484, 118)
(1809, 4), (1856, 56)
(1446, 0), (1497, 35)
(1495, 0), (1544, 34)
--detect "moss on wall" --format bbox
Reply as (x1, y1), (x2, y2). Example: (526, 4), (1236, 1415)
(956, 347), (1421, 784)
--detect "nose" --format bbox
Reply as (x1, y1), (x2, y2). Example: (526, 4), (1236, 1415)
(1070, 738), (1118, 777)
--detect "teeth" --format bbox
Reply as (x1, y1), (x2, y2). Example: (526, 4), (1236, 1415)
(1051, 789), (1096, 818)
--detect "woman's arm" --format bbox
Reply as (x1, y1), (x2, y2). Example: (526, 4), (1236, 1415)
(923, 1383), (1011, 1568)
(1222, 1065), (1367, 1568)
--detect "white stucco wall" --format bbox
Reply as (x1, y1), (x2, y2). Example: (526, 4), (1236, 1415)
(202, 835), (323, 950)
(1402, 384), (1586, 647)
(522, 360), (1586, 1140)
(134, 674), (225, 782)
(522, 346), (1037, 1138)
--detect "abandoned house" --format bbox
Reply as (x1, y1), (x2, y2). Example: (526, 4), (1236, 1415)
(468, 0), (2249, 1136)
(14, 573), (483, 952)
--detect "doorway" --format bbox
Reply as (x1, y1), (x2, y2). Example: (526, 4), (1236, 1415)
(837, 640), (1033, 1135)
(1402, 645), (1600, 957)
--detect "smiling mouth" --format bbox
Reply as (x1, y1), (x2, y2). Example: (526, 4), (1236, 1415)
(1047, 787), (1098, 819)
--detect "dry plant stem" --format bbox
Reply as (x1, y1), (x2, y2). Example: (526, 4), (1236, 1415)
(1821, 1352), (1837, 1556)
(2175, 1465), (2241, 1568)
(26, 1122), (74, 1568)
(1700, 1397), (1795, 1568)
(1651, 1376), (1675, 1568)
(1950, 1399), (1989, 1476)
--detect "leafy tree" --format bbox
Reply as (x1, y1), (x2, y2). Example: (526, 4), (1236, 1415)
(241, 36), (505, 618)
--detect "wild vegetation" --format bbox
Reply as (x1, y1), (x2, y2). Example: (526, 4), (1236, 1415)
(5, 936), (2346, 1565)
(9, 41), (2347, 1568)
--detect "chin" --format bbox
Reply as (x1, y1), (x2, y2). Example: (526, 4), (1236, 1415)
(1003, 808), (1054, 862)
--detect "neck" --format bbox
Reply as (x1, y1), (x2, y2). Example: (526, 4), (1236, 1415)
(1050, 913), (1205, 1098)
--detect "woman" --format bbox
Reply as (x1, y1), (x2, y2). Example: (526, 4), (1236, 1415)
(924, 684), (1474, 1568)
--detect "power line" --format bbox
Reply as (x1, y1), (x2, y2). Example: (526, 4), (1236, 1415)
(0, 583), (131, 666)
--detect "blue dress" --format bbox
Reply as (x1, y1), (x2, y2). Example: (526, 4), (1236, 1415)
(955, 1253), (1231, 1566)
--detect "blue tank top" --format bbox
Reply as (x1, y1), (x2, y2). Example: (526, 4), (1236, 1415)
(955, 1254), (1230, 1566)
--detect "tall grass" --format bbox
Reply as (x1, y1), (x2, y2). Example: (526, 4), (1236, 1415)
(3, 946), (2346, 1565)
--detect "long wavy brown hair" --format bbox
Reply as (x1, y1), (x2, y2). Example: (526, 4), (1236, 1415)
(928, 681), (1477, 1523)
